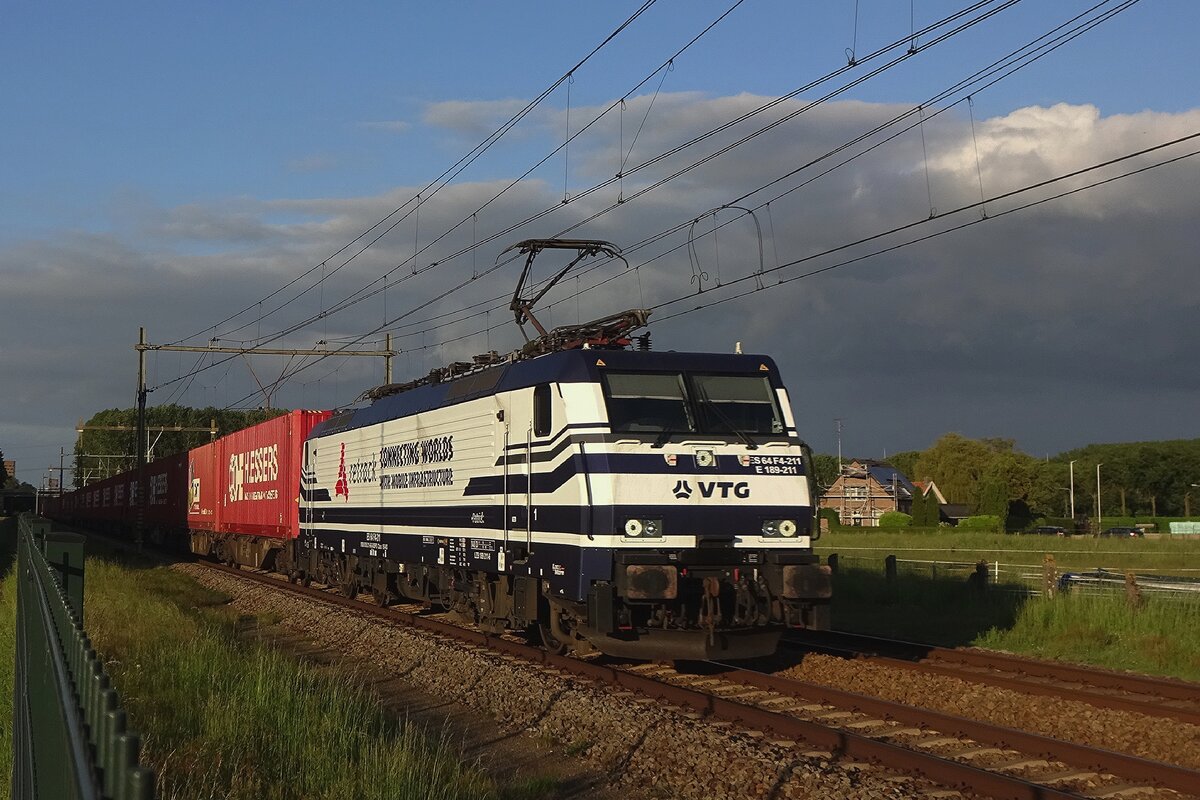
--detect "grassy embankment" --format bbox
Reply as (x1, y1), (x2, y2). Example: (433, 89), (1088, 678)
(0, 527), (555, 800)
(817, 528), (1200, 680)
(0, 517), (18, 796)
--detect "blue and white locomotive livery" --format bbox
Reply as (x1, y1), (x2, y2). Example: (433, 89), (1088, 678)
(296, 345), (830, 659)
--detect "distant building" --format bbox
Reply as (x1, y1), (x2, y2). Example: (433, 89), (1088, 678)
(3, 460), (15, 482)
(912, 479), (970, 525)
(821, 460), (916, 526)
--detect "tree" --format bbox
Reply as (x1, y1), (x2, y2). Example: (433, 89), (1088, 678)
(913, 433), (997, 506)
(910, 488), (940, 527)
(810, 453), (840, 499)
(886, 450), (921, 484)
(73, 405), (287, 487)
(976, 474), (1010, 531)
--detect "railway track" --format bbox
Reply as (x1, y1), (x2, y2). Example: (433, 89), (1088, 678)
(196, 560), (1200, 800)
(785, 630), (1200, 727)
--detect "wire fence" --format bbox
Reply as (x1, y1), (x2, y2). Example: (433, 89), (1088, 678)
(12, 513), (156, 800)
(826, 552), (1200, 601)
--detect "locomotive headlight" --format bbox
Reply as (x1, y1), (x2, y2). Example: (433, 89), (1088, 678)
(624, 518), (663, 538)
(762, 519), (799, 537)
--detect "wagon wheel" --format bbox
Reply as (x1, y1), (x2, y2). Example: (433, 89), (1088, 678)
(538, 624), (568, 656)
(333, 559), (357, 597)
(300, 572), (312, 588)
(371, 586), (391, 607)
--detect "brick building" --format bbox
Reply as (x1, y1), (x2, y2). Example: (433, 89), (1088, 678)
(821, 459), (916, 527)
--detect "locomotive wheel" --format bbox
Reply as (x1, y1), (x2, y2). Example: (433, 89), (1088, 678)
(300, 572), (312, 588)
(371, 587), (390, 607)
(538, 624), (568, 656)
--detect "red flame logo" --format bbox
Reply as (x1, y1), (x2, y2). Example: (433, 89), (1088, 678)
(335, 442), (349, 501)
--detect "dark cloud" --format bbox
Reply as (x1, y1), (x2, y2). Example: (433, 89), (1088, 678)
(3, 95), (1197, 470)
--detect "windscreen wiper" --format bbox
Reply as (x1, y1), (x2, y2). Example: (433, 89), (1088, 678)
(652, 427), (680, 449)
(693, 384), (757, 450)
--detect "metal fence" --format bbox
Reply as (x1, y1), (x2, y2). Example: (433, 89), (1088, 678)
(12, 513), (156, 800)
(827, 552), (1200, 600)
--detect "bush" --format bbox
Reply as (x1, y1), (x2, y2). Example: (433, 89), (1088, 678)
(958, 515), (1002, 531)
(819, 508), (840, 529)
(877, 511), (912, 528)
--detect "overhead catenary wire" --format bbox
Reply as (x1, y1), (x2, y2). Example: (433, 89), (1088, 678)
(166, 0), (661, 348)
(325, 0), (1142, 352)
(150, 0), (981, 395)
(221, 131), (1200, 412)
(160, 0), (1128, 405)
(649, 135), (1200, 323)
(201, 0), (1011, 358)
(228, 0), (1138, 396)
(209, 0), (755, 350)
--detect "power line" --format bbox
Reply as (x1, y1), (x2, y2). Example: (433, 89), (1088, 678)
(167, 1), (661, 348)
(202, 0), (1014, 358)
(650, 137), (1200, 323)
(224, 134), (1200, 412)
(158, 0), (1119, 402)
(333, 0), (1143, 351)
(200, 0), (753, 351)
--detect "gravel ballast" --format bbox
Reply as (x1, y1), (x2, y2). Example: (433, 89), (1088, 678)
(775, 653), (1200, 772)
(175, 564), (955, 800)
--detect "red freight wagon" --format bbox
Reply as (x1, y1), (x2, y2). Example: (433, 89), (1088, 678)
(187, 441), (220, 534)
(144, 451), (189, 541)
(190, 410), (330, 568)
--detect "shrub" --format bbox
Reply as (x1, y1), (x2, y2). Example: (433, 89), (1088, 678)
(819, 508), (840, 529)
(878, 511), (912, 528)
(958, 515), (1002, 531)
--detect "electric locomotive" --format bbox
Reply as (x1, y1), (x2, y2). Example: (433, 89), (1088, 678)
(292, 239), (830, 659)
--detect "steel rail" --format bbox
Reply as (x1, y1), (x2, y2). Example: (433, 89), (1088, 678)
(782, 636), (1200, 728)
(202, 562), (1094, 800)
(787, 630), (1200, 722)
(708, 662), (1200, 797)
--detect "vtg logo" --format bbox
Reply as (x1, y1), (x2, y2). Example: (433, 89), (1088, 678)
(672, 480), (750, 500)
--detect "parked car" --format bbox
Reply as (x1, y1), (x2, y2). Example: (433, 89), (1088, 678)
(1100, 526), (1143, 538)
(1032, 525), (1067, 536)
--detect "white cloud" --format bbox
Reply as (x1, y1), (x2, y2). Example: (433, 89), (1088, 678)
(3, 95), (1198, 457)
(422, 98), (537, 137)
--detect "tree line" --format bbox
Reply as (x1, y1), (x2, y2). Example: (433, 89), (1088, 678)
(73, 405), (286, 487)
(813, 433), (1200, 525)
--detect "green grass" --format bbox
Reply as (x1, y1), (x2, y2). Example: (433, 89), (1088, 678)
(817, 527), (1200, 573)
(81, 557), (556, 800)
(819, 527), (1200, 679)
(0, 517), (17, 798)
(976, 591), (1200, 679)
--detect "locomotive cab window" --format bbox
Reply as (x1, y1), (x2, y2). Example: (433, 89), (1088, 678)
(602, 370), (786, 437)
(533, 383), (552, 437)
(602, 372), (694, 433)
(691, 374), (784, 435)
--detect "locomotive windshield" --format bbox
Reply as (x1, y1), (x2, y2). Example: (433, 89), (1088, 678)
(602, 371), (784, 436)
(602, 372), (694, 433)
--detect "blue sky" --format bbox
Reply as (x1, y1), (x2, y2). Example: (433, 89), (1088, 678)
(7, 1), (1193, 237)
(3, 1), (1199, 484)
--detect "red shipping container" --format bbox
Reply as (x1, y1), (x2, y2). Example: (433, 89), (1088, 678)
(216, 410), (330, 540)
(145, 451), (189, 533)
(187, 441), (221, 533)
